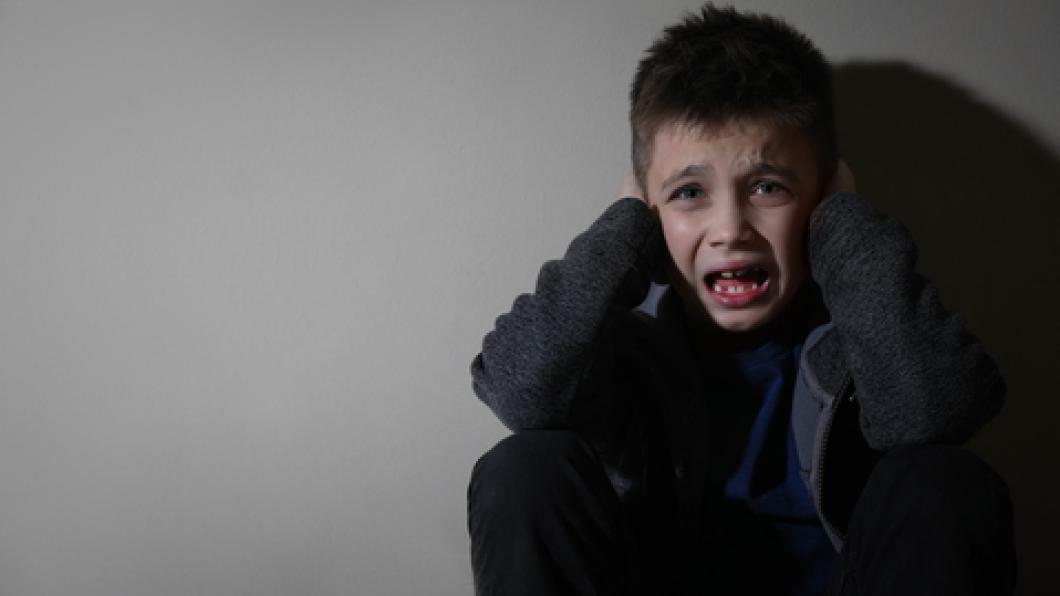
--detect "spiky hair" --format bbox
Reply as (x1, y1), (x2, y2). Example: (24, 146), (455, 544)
(630, 4), (836, 191)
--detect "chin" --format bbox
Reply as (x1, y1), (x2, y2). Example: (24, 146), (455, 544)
(708, 311), (770, 333)
(694, 289), (776, 333)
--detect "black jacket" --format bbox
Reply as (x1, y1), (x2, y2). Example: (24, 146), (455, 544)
(471, 193), (1004, 582)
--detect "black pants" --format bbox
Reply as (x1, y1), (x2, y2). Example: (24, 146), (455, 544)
(467, 431), (1016, 596)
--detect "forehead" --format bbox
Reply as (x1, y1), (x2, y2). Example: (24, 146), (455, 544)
(648, 118), (817, 181)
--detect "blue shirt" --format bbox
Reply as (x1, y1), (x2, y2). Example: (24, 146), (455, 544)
(698, 312), (838, 595)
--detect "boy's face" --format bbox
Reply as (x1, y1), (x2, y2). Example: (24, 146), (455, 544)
(645, 118), (823, 333)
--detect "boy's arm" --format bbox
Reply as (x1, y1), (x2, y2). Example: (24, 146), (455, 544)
(808, 187), (1005, 449)
(471, 197), (665, 430)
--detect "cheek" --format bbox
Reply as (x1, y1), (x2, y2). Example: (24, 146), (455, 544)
(767, 215), (810, 278)
(660, 214), (699, 273)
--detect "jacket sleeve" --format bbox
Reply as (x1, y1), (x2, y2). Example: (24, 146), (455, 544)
(807, 192), (1005, 449)
(470, 198), (666, 431)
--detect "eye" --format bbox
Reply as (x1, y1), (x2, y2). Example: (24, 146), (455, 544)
(750, 179), (793, 204)
(752, 179), (788, 195)
(669, 184), (704, 202)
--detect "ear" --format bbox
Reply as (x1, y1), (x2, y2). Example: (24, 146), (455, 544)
(619, 170), (646, 205)
(824, 159), (857, 197)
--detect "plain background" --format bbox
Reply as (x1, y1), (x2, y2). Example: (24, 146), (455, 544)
(1, 1), (1057, 594)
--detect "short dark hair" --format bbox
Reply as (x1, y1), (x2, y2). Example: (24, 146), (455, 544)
(630, 4), (836, 192)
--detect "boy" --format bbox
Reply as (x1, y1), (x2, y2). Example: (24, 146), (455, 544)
(468, 5), (1015, 595)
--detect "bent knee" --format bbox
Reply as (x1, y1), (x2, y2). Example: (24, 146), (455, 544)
(468, 430), (602, 514)
(871, 444), (1012, 519)
(470, 430), (597, 489)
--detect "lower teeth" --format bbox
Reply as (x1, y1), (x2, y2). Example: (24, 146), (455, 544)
(713, 283), (760, 294)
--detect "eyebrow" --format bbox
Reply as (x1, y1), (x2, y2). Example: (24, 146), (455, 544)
(750, 161), (800, 182)
(658, 160), (800, 194)
(659, 164), (712, 194)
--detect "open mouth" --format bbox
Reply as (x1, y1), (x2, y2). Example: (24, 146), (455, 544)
(704, 267), (771, 306)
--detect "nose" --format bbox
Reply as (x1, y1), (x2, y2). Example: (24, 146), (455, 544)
(707, 196), (754, 248)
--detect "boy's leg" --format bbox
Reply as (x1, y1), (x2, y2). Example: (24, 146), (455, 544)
(827, 444), (1017, 596)
(467, 430), (643, 596)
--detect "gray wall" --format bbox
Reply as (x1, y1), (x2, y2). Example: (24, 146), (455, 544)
(1, 1), (1056, 594)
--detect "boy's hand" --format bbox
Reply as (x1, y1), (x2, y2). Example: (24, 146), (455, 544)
(619, 170), (669, 284)
(619, 171), (648, 206)
(825, 159), (857, 196)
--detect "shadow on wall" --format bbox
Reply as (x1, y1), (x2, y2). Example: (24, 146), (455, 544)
(834, 61), (1060, 595)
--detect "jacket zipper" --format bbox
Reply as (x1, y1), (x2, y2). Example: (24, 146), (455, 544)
(816, 375), (854, 544)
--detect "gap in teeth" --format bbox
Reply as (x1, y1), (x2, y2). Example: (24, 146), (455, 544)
(713, 282), (761, 294)
(710, 268), (768, 283)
